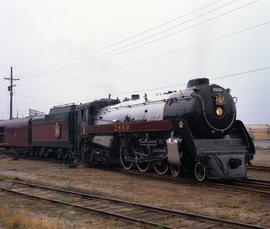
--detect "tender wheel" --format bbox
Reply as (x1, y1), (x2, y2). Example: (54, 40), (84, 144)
(194, 162), (206, 182)
(170, 164), (180, 177)
(135, 156), (150, 172)
(120, 145), (134, 170)
(153, 159), (169, 175)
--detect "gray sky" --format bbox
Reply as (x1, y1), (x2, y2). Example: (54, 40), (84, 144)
(0, 0), (269, 124)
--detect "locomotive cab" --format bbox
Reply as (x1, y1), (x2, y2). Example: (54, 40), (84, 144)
(76, 98), (120, 164)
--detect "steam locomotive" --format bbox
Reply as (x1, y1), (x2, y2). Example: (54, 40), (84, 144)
(0, 78), (255, 181)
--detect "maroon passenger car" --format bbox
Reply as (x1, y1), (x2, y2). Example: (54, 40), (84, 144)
(0, 118), (32, 148)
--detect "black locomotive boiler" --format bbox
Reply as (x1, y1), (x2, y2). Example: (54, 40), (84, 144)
(0, 78), (254, 181)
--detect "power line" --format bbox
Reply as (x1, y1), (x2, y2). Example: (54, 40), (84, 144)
(212, 66), (270, 81)
(16, 73), (87, 92)
(16, 18), (269, 94)
(13, 66), (270, 113)
(107, 0), (260, 57)
(114, 20), (270, 70)
(16, 93), (64, 104)
(14, 3), (264, 94)
(100, 0), (223, 50)
(111, 65), (270, 96)
(66, 65), (269, 104)
(22, 63), (81, 79)
(16, 92), (105, 106)
(15, 14), (267, 95)
(14, 58), (77, 77)
(18, 17), (269, 94)
(104, 0), (239, 55)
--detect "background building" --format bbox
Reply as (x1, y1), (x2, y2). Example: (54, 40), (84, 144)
(246, 124), (270, 141)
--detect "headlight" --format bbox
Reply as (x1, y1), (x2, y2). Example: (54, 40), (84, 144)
(216, 107), (224, 117)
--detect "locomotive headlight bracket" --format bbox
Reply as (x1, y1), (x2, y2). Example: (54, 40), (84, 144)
(216, 106), (224, 117)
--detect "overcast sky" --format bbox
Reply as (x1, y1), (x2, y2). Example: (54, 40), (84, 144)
(0, 0), (269, 124)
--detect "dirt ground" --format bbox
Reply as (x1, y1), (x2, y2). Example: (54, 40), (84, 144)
(248, 149), (270, 180)
(0, 149), (269, 228)
(251, 148), (270, 166)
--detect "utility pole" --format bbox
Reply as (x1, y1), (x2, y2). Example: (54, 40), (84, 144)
(4, 67), (19, 120)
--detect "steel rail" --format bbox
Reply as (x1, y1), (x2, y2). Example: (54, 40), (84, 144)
(236, 179), (270, 186)
(0, 178), (268, 229)
(212, 182), (270, 196)
(1, 151), (270, 196)
(248, 165), (270, 172)
(2, 148), (270, 173)
(245, 178), (270, 185)
(0, 187), (171, 229)
(119, 168), (270, 196)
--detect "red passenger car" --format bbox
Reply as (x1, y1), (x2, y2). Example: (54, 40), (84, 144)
(0, 118), (32, 148)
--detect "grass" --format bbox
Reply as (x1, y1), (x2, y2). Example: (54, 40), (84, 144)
(106, 219), (118, 226)
(216, 222), (225, 227)
(157, 226), (164, 229)
(60, 195), (73, 203)
(85, 219), (93, 224)
(156, 221), (170, 229)
(63, 184), (78, 192)
(66, 205), (73, 211)
(217, 213), (230, 220)
(0, 205), (65, 229)
(217, 202), (224, 208)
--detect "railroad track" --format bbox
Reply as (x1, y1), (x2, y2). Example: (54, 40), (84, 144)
(2, 148), (270, 173)
(117, 168), (270, 196)
(213, 178), (270, 196)
(0, 149), (71, 166)
(0, 178), (268, 229)
(247, 165), (270, 172)
(234, 178), (270, 193)
(244, 178), (270, 185)
(1, 151), (270, 196)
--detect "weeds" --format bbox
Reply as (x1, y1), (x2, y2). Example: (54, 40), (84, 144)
(60, 195), (73, 203)
(216, 222), (225, 227)
(157, 226), (164, 229)
(218, 213), (230, 220)
(106, 219), (118, 226)
(85, 219), (93, 224)
(0, 205), (65, 229)
(66, 205), (73, 211)
(157, 221), (169, 229)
